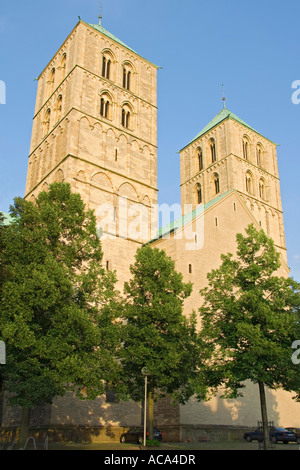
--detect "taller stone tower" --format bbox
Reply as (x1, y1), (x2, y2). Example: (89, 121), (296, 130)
(25, 18), (158, 285)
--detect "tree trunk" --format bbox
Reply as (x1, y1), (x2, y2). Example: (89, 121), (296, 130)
(147, 387), (154, 440)
(18, 407), (31, 449)
(258, 381), (271, 450)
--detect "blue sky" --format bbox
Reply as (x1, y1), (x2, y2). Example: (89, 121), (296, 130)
(0, 0), (300, 280)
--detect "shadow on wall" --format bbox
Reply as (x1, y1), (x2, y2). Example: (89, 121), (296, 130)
(180, 381), (286, 431)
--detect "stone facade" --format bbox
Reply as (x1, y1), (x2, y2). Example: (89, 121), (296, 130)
(25, 19), (158, 289)
(2, 18), (298, 441)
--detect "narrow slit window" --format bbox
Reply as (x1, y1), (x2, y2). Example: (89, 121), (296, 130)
(197, 185), (202, 204)
(127, 71), (131, 90)
(243, 140), (249, 160)
(100, 98), (104, 116)
(210, 139), (216, 163)
(106, 59), (111, 79)
(126, 111), (130, 128)
(197, 147), (203, 171)
(213, 173), (220, 194)
(102, 57), (106, 77)
(105, 100), (109, 118)
(188, 264), (192, 274)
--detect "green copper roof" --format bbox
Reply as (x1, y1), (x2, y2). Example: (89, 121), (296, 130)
(181, 106), (275, 151)
(1, 212), (13, 226)
(149, 190), (233, 243)
(87, 22), (158, 68)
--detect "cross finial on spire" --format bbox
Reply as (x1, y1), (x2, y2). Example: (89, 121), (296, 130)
(222, 84), (226, 109)
(99, 0), (103, 25)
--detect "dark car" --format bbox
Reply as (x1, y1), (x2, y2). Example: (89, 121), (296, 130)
(120, 427), (162, 444)
(243, 426), (296, 444)
(285, 427), (300, 443)
(148, 428), (162, 441)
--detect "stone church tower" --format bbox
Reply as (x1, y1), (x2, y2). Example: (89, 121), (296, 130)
(7, 17), (296, 441)
(179, 100), (287, 264)
(25, 18), (158, 287)
(150, 101), (297, 437)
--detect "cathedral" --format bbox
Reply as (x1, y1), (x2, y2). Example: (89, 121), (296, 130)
(2, 17), (299, 442)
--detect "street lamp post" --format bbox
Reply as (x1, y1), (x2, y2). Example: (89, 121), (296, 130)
(141, 367), (150, 447)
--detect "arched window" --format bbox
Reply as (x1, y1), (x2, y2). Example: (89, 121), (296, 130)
(197, 147), (203, 171)
(213, 173), (220, 194)
(121, 107), (131, 128)
(100, 95), (111, 119)
(195, 183), (202, 204)
(60, 53), (67, 81)
(210, 138), (216, 163)
(122, 108), (130, 128)
(55, 95), (63, 122)
(122, 62), (134, 91)
(245, 171), (254, 195)
(48, 67), (55, 95)
(44, 108), (51, 136)
(259, 178), (267, 200)
(102, 55), (111, 80)
(243, 138), (249, 160)
(123, 68), (131, 90)
(256, 145), (263, 167)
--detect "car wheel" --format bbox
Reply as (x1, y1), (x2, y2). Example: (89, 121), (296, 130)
(120, 435), (126, 443)
(246, 436), (252, 442)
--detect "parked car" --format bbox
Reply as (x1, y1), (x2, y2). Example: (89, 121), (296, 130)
(120, 427), (162, 443)
(243, 426), (296, 444)
(148, 428), (162, 441)
(285, 427), (300, 443)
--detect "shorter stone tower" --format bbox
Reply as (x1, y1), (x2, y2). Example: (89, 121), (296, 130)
(179, 101), (287, 263)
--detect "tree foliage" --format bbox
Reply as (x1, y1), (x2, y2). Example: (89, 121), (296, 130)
(118, 244), (206, 404)
(199, 224), (300, 400)
(0, 183), (120, 409)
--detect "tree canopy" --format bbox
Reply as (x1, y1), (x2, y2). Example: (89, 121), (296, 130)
(118, 244), (206, 404)
(0, 183), (120, 412)
(199, 224), (300, 448)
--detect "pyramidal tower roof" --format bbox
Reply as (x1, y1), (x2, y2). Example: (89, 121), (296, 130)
(181, 103), (275, 151)
(87, 18), (158, 67)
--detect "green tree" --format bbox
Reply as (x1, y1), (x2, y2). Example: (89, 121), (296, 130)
(199, 224), (300, 450)
(0, 212), (7, 426)
(0, 212), (8, 293)
(0, 183), (120, 447)
(118, 244), (206, 440)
